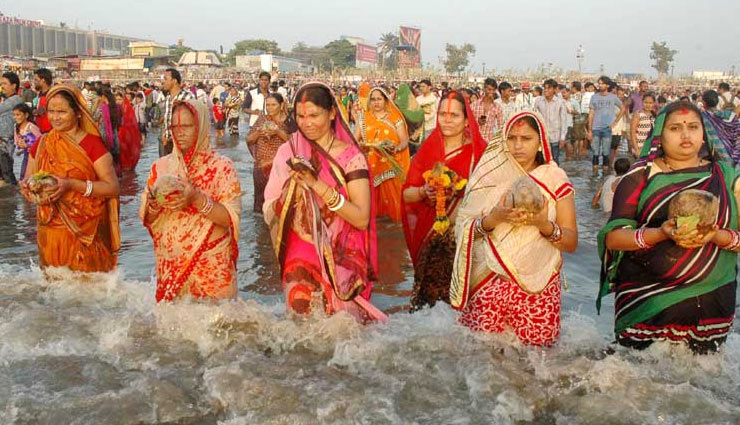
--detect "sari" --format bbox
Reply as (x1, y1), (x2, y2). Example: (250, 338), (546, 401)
(225, 94), (241, 135)
(598, 107), (737, 353)
(451, 111), (574, 346)
(118, 97), (142, 171)
(402, 94), (486, 310)
(32, 84), (120, 272)
(263, 82), (385, 322)
(702, 109), (740, 165)
(247, 113), (297, 212)
(140, 99), (241, 302)
(360, 87), (410, 222)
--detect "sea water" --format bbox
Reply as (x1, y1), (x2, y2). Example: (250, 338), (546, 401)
(0, 127), (738, 425)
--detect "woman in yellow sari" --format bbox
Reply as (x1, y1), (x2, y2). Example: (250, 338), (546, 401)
(20, 84), (120, 272)
(140, 99), (241, 302)
(354, 86), (410, 222)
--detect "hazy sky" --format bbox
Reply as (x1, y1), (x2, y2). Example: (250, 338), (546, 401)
(6, 0), (739, 76)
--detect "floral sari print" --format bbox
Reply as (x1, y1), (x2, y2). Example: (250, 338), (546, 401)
(263, 82), (387, 323)
(140, 99), (241, 302)
(451, 111), (574, 346)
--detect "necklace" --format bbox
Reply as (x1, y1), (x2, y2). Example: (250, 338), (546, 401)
(320, 134), (335, 154)
(662, 157), (701, 171)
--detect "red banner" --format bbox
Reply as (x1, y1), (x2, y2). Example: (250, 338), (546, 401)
(356, 43), (378, 64)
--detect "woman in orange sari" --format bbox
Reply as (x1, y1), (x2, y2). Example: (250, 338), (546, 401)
(140, 99), (241, 302)
(402, 91), (486, 310)
(354, 87), (410, 222)
(20, 84), (120, 272)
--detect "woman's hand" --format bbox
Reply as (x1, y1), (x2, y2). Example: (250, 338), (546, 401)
(48, 175), (70, 202)
(289, 168), (318, 190)
(161, 179), (198, 211)
(19, 179), (33, 203)
(17, 139), (27, 149)
(661, 219), (717, 249)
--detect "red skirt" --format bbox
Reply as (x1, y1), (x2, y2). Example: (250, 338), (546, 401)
(460, 274), (562, 346)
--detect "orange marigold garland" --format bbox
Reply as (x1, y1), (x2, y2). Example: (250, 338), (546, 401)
(422, 162), (467, 234)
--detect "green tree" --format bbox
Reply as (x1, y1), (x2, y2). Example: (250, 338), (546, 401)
(377, 32), (399, 70)
(649, 41), (678, 76)
(169, 44), (193, 60)
(287, 42), (330, 71)
(324, 39), (356, 70)
(443, 43), (476, 74)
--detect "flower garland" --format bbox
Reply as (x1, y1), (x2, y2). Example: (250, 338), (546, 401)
(423, 162), (467, 234)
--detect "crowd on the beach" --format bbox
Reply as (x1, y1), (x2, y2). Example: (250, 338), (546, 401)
(3, 65), (740, 354)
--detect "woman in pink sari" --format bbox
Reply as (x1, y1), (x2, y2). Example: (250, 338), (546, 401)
(139, 99), (241, 302)
(263, 82), (386, 322)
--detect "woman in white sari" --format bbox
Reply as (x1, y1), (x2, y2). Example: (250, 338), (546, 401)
(451, 111), (578, 346)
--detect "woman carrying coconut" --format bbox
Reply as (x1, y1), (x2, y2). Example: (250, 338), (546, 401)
(451, 111), (578, 346)
(599, 101), (739, 354)
(401, 91), (486, 311)
(140, 99), (241, 302)
(19, 84), (120, 272)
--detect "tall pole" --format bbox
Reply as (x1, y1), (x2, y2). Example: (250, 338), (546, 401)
(482, 62), (485, 77)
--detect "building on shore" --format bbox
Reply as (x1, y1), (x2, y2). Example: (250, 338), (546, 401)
(129, 41), (170, 57)
(0, 14), (141, 57)
(235, 54), (313, 74)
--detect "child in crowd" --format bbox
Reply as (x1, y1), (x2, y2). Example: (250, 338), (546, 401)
(592, 157), (631, 213)
(212, 98), (225, 139)
(13, 103), (40, 180)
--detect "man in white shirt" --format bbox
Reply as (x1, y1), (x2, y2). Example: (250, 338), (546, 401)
(718, 82), (740, 112)
(415, 78), (438, 144)
(515, 81), (535, 111)
(244, 71), (271, 127)
(210, 82), (225, 103)
(277, 80), (289, 101)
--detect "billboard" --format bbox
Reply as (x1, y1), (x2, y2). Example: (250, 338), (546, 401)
(355, 43), (378, 67)
(398, 26), (421, 68)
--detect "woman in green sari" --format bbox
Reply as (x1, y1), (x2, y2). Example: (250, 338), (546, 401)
(598, 100), (739, 354)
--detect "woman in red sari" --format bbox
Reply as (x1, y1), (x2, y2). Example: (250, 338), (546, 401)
(402, 91), (486, 310)
(115, 92), (141, 171)
(263, 82), (386, 322)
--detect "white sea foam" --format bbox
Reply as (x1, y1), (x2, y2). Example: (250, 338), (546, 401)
(0, 265), (739, 425)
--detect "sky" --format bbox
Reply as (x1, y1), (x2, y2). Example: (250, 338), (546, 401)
(5, 0), (739, 76)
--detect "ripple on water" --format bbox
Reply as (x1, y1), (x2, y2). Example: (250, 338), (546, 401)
(0, 265), (739, 425)
(1, 128), (740, 424)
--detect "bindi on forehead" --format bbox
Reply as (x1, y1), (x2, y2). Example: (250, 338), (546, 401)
(513, 119), (527, 127)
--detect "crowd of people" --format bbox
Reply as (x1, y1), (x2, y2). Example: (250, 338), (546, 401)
(4, 65), (740, 355)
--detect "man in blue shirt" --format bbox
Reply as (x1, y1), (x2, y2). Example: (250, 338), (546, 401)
(588, 76), (622, 172)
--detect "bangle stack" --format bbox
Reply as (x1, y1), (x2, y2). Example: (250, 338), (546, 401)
(198, 195), (214, 215)
(634, 227), (652, 250)
(474, 217), (490, 236)
(325, 188), (345, 211)
(83, 180), (93, 197)
(547, 221), (563, 243)
(723, 229), (740, 251)
(329, 194), (345, 211)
